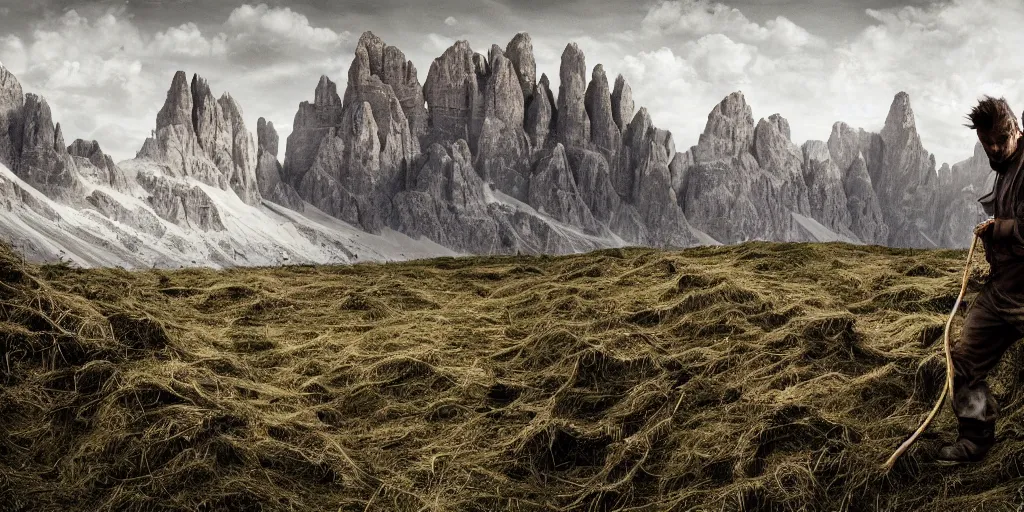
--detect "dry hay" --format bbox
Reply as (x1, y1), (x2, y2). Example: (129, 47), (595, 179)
(0, 240), (1021, 511)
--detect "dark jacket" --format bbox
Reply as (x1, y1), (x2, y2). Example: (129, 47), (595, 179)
(978, 137), (1024, 291)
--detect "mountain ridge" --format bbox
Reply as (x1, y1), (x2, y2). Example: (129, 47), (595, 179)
(0, 31), (994, 267)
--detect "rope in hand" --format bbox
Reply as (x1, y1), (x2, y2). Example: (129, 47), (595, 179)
(882, 232), (980, 471)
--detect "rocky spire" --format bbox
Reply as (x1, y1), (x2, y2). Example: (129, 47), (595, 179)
(843, 151), (888, 244)
(484, 46), (525, 128)
(17, 94), (82, 202)
(256, 116), (303, 210)
(0, 63), (23, 170)
(423, 40), (486, 152)
(138, 71), (261, 206)
(68, 138), (130, 191)
(315, 75), (341, 107)
(217, 92), (260, 205)
(155, 71), (194, 135)
(344, 31), (427, 138)
(693, 91), (755, 162)
(257, 117), (279, 158)
(585, 64), (620, 154)
(53, 122), (65, 154)
(525, 73), (555, 150)
(875, 91), (937, 247)
(611, 75), (634, 133)
(555, 42), (590, 148)
(505, 32), (537, 104)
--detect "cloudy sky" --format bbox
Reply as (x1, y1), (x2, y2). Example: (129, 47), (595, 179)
(0, 0), (1018, 168)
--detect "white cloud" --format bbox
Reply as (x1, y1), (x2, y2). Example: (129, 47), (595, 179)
(224, 3), (351, 55)
(152, 23), (227, 57)
(0, 35), (27, 75)
(640, 0), (824, 50)
(445, 16), (458, 26)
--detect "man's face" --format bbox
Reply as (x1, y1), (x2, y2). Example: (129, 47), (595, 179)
(979, 124), (1020, 164)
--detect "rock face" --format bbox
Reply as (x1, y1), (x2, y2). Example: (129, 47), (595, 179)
(475, 44), (532, 201)
(874, 92), (938, 247)
(137, 71), (261, 206)
(392, 140), (500, 253)
(68, 139), (131, 191)
(800, 140), (853, 238)
(282, 75), (345, 193)
(346, 31), (429, 139)
(505, 33), (536, 104)
(585, 65), (621, 176)
(527, 144), (600, 233)
(555, 43), (590, 148)
(254, 117), (303, 210)
(525, 74), (555, 150)
(611, 75), (634, 133)
(679, 93), (859, 244)
(0, 64), (24, 172)
(296, 102), (383, 230)
(423, 40), (486, 153)
(827, 122), (888, 244)
(283, 33), (422, 233)
(15, 94), (84, 203)
(282, 32), (995, 256)
(932, 142), (991, 248)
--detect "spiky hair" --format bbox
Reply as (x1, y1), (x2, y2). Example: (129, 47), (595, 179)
(964, 95), (1019, 133)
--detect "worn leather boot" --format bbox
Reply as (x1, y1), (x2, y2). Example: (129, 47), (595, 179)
(937, 418), (995, 464)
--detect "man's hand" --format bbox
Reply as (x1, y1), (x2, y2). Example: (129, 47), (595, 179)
(975, 218), (996, 236)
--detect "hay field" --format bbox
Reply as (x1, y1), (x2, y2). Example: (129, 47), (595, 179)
(2, 240), (1021, 511)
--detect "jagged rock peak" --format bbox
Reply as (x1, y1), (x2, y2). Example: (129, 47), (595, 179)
(611, 74), (634, 132)
(68, 139), (105, 160)
(0, 61), (21, 90)
(483, 44), (525, 128)
(585, 63), (619, 155)
(356, 31), (385, 72)
(218, 91), (244, 124)
(631, 107), (652, 130)
(489, 44), (504, 64)
(315, 75), (341, 107)
(353, 31), (421, 84)
(525, 72), (555, 149)
(768, 113), (791, 142)
(257, 117), (279, 158)
(53, 122), (65, 153)
(155, 70), (194, 133)
(884, 91), (915, 131)
(716, 91), (751, 120)
(22, 94), (55, 148)
(539, 73), (551, 90)
(505, 32), (536, 102)
(0, 62), (25, 170)
(556, 42), (589, 147)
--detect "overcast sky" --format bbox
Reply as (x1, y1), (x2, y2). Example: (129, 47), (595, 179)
(0, 0), (1018, 169)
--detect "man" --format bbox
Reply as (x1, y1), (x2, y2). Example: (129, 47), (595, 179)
(940, 96), (1024, 463)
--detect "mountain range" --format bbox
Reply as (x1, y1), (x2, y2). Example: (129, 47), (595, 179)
(0, 31), (994, 268)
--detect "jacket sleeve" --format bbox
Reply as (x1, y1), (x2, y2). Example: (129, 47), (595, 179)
(993, 201), (1024, 244)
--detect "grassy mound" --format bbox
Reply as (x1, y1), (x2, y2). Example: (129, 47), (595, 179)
(1, 240), (1020, 511)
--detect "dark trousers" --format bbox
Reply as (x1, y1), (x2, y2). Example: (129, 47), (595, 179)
(950, 281), (1024, 431)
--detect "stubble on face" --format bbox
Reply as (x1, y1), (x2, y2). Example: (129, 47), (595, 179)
(979, 125), (1019, 165)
